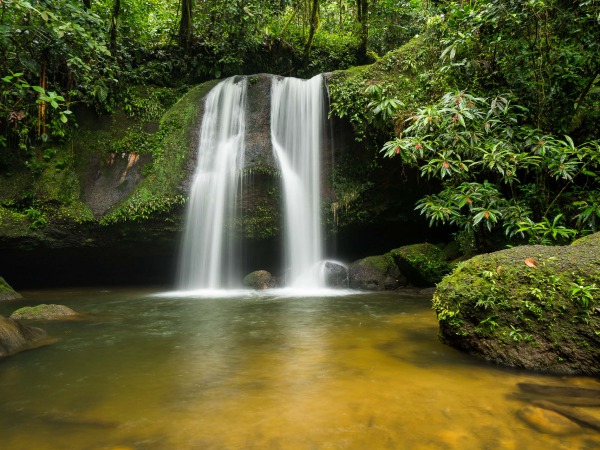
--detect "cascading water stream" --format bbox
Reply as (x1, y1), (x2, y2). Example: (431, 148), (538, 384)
(271, 75), (326, 288)
(177, 74), (333, 292)
(177, 77), (247, 290)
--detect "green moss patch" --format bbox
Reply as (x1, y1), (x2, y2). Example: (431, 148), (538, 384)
(101, 81), (219, 225)
(433, 233), (600, 374)
(0, 276), (22, 301)
(389, 243), (450, 287)
(10, 304), (79, 320)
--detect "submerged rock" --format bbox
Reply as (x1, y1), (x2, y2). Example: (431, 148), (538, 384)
(517, 405), (581, 435)
(10, 304), (80, 320)
(243, 270), (276, 290)
(0, 315), (49, 357)
(0, 276), (22, 301)
(433, 232), (600, 374)
(389, 243), (450, 286)
(348, 254), (406, 291)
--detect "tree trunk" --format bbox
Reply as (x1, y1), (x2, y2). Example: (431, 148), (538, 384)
(109, 0), (120, 53)
(303, 0), (319, 64)
(178, 0), (193, 51)
(82, 0), (92, 9)
(356, 0), (368, 61)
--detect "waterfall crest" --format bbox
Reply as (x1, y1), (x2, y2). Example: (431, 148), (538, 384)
(177, 77), (247, 290)
(271, 75), (325, 288)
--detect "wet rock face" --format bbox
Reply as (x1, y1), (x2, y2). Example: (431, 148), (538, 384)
(323, 261), (349, 288)
(83, 152), (152, 217)
(433, 233), (600, 375)
(244, 74), (279, 171)
(0, 316), (49, 358)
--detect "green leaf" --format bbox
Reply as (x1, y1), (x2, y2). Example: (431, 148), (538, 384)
(32, 85), (46, 94)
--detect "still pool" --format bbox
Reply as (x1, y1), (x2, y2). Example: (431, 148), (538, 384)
(0, 288), (599, 449)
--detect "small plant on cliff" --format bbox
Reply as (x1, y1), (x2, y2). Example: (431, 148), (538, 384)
(569, 278), (598, 310)
(24, 206), (47, 229)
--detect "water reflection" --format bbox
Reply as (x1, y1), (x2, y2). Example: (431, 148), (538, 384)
(0, 289), (599, 449)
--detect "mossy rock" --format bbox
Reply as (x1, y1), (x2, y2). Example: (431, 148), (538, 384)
(10, 304), (79, 320)
(0, 276), (22, 301)
(243, 270), (276, 290)
(0, 315), (49, 357)
(389, 243), (450, 287)
(348, 254), (406, 291)
(433, 233), (600, 375)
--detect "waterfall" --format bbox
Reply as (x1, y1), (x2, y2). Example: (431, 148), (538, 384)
(177, 74), (329, 292)
(271, 75), (325, 288)
(177, 77), (247, 290)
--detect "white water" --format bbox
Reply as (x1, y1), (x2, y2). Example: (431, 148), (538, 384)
(177, 77), (247, 289)
(178, 74), (331, 292)
(271, 75), (326, 288)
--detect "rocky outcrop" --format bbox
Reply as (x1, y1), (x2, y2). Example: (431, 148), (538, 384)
(0, 276), (22, 301)
(433, 233), (600, 374)
(349, 254), (406, 290)
(347, 242), (451, 291)
(0, 315), (49, 357)
(10, 304), (80, 320)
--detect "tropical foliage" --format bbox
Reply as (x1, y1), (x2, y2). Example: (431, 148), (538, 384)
(0, 0), (599, 249)
(368, 0), (600, 250)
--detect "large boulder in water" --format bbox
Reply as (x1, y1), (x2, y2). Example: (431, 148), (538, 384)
(349, 254), (406, 290)
(0, 315), (49, 357)
(433, 233), (600, 375)
(389, 243), (450, 287)
(322, 261), (349, 288)
(243, 270), (276, 290)
(10, 304), (80, 320)
(0, 276), (22, 301)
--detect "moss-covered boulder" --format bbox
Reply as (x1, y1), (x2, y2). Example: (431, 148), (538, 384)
(10, 304), (80, 320)
(0, 315), (49, 357)
(348, 254), (406, 291)
(389, 243), (450, 287)
(433, 233), (600, 375)
(0, 276), (22, 301)
(243, 270), (276, 290)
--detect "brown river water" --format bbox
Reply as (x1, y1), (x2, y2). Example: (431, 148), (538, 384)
(0, 287), (599, 450)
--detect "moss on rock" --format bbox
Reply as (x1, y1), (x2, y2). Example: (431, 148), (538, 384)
(348, 253), (405, 291)
(433, 233), (600, 375)
(389, 243), (450, 287)
(0, 276), (22, 301)
(10, 304), (79, 320)
(100, 81), (219, 225)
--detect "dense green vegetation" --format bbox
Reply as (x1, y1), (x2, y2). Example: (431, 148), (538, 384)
(329, 1), (600, 251)
(1, 0), (599, 250)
